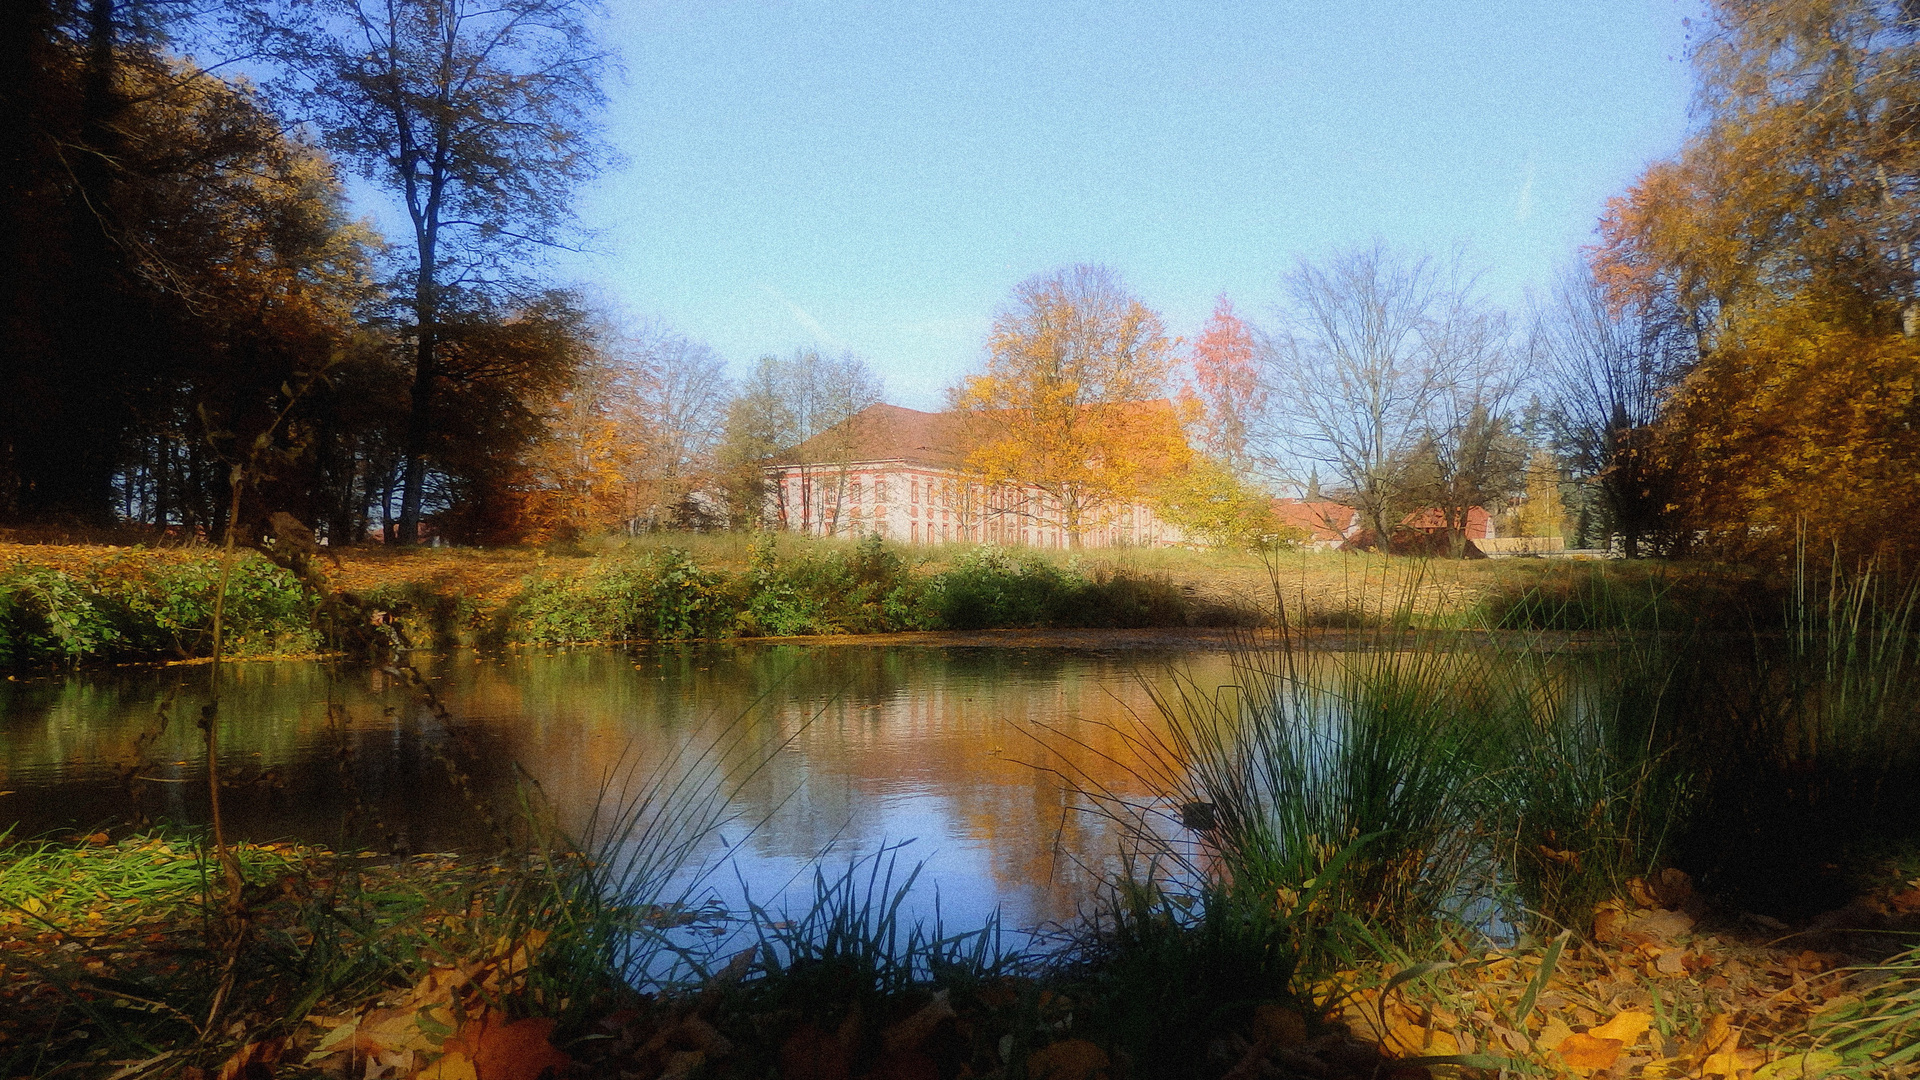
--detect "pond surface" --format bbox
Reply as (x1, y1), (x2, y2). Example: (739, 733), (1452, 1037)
(0, 643), (1239, 932)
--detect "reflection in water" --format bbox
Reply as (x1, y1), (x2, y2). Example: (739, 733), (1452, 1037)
(0, 645), (1238, 929)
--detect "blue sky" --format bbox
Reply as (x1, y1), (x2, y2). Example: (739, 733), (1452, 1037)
(552, 0), (1701, 409)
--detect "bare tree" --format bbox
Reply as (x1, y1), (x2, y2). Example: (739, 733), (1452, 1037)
(260, 0), (610, 543)
(719, 348), (882, 532)
(1409, 304), (1526, 557)
(1256, 243), (1490, 544)
(1535, 266), (1694, 557)
(623, 328), (731, 530)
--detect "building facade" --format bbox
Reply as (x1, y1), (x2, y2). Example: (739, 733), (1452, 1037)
(765, 404), (1188, 547)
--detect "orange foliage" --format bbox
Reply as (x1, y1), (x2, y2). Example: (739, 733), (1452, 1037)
(1185, 296), (1264, 466)
(954, 266), (1191, 543)
(1588, 0), (1920, 556)
(1670, 297), (1920, 555)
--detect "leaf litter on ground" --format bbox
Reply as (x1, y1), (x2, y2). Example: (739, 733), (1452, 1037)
(9, 833), (1920, 1080)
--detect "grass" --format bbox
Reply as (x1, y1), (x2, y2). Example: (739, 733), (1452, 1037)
(1, 530), (1774, 664)
(5, 534), (1919, 1077)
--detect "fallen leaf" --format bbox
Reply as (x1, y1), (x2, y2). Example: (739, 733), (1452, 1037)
(1537, 1018), (1575, 1052)
(1629, 910), (1696, 942)
(417, 1051), (478, 1080)
(1588, 1010), (1653, 1046)
(1027, 1039), (1111, 1080)
(1385, 1016), (1458, 1057)
(1253, 1003), (1309, 1047)
(440, 1015), (568, 1080)
(1594, 906), (1625, 944)
(1649, 867), (1696, 908)
(1558, 1032), (1624, 1070)
(1752, 1050), (1843, 1080)
(657, 1050), (705, 1080)
(214, 1037), (287, 1080)
(881, 989), (954, 1054)
(1693, 1013), (1736, 1063)
(1702, 1047), (1766, 1077)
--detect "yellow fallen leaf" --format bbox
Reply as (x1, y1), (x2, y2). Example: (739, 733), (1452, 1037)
(1537, 1018), (1575, 1052)
(1386, 1017), (1459, 1057)
(417, 1050), (478, 1080)
(1694, 1013), (1737, 1063)
(1644, 1055), (1694, 1078)
(1702, 1047), (1766, 1077)
(1559, 1032), (1625, 1070)
(1589, 1010), (1653, 1046)
(1753, 1050), (1843, 1080)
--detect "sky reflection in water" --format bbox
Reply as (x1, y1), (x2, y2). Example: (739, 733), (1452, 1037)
(0, 644), (1238, 932)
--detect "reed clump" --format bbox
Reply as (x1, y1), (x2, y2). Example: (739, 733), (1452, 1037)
(1062, 549), (1920, 948)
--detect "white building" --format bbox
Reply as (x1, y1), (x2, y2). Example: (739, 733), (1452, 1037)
(765, 403), (1188, 548)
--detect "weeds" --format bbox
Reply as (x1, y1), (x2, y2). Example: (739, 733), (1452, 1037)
(0, 555), (318, 666)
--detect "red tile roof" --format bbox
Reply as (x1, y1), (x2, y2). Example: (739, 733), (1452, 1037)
(779, 403), (975, 469)
(1272, 499), (1360, 542)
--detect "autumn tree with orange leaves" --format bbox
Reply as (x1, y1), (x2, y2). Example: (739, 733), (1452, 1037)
(1592, 0), (1920, 556)
(1183, 297), (1266, 470)
(953, 265), (1190, 547)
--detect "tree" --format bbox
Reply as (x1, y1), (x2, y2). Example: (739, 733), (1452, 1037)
(1535, 267), (1693, 557)
(718, 349), (882, 531)
(1513, 449), (1569, 540)
(1590, 0), (1920, 556)
(1256, 244), (1490, 545)
(1184, 296), (1265, 470)
(428, 291), (596, 544)
(1407, 302), (1525, 558)
(1154, 457), (1286, 549)
(952, 265), (1188, 547)
(1594, 0), (1920, 337)
(260, 0), (609, 543)
(1, 2), (377, 526)
(622, 326), (731, 530)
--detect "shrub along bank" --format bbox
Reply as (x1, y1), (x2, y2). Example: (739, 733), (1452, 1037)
(0, 537), (1231, 666)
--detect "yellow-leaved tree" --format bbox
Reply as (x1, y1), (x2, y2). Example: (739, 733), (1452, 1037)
(1592, 0), (1920, 557)
(952, 265), (1190, 547)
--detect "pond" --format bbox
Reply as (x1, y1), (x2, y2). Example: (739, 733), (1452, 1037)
(0, 642), (1240, 933)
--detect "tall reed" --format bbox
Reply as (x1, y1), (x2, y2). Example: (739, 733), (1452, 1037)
(1042, 562), (1700, 954)
(1674, 543), (1920, 912)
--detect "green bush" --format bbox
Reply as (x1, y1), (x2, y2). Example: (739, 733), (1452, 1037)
(0, 566), (122, 664)
(739, 535), (935, 636)
(518, 549), (733, 643)
(0, 556), (317, 665)
(931, 548), (1191, 630)
(928, 547), (1074, 630)
(117, 558), (319, 656)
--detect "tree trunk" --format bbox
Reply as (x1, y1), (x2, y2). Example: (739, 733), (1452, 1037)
(396, 256), (437, 544)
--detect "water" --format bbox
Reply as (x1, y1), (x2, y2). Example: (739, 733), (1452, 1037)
(0, 643), (1238, 931)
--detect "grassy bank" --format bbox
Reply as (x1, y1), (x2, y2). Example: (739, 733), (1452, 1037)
(4, 831), (1915, 1079)
(1, 533), (1761, 667)
(5, 550), (1917, 1078)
